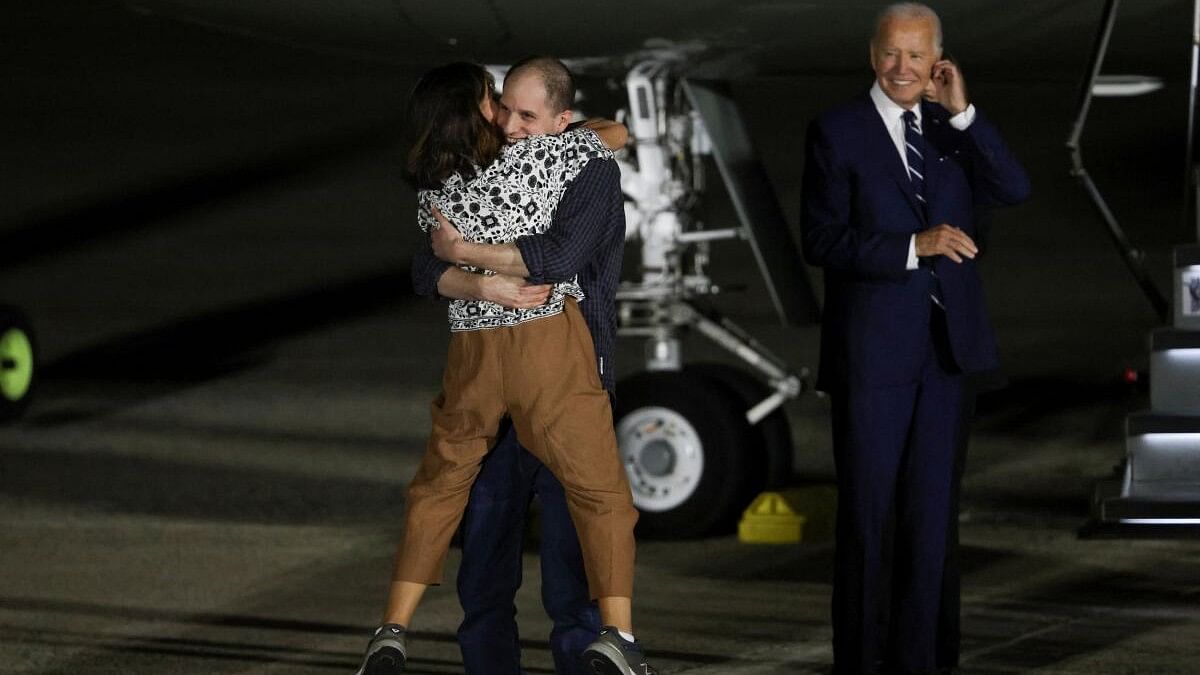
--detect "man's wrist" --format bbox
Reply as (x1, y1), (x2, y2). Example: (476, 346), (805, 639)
(447, 238), (469, 267)
(433, 266), (490, 302)
(455, 239), (492, 270)
(453, 241), (528, 278)
(949, 103), (976, 129)
(472, 273), (494, 303)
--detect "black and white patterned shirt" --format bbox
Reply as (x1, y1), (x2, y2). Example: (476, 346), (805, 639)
(417, 128), (612, 331)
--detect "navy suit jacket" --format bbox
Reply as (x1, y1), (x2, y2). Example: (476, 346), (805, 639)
(801, 92), (1030, 392)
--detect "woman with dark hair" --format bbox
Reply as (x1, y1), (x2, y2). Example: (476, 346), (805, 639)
(403, 62), (507, 193)
(356, 62), (655, 675)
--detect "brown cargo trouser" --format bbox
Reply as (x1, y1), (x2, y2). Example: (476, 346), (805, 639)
(392, 299), (638, 599)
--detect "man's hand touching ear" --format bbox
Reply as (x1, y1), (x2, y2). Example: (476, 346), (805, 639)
(925, 58), (969, 115)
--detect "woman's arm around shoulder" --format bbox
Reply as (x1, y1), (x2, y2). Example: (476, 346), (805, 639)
(574, 118), (628, 150)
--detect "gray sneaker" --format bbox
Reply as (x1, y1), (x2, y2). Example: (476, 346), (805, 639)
(355, 624), (407, 675)
(582, 626), (657, 675)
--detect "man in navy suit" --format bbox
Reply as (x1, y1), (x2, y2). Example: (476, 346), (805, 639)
(800, 4), (1029, 673)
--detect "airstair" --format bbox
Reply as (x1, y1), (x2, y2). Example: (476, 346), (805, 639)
(1080, 0), (1200, 532)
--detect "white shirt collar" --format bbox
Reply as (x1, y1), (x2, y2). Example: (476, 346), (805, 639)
(870, 81), (921, 127)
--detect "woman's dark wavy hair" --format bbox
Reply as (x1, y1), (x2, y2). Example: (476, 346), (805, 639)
(405, 62), (504, 190)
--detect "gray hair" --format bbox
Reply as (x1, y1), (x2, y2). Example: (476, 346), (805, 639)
(873, 2), (943, 52)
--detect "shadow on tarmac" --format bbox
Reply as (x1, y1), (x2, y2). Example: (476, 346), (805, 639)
(0, 622), (358, 671)
(0, 595), (724, 673)
(27, 268), (413, 427)
(0, 448), (407, 524)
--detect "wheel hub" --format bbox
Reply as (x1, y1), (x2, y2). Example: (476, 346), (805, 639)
(616, 406), (705, 512)
(638, 439), (676, 476)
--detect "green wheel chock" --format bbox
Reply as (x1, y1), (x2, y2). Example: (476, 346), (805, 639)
(0, 327), (34, 402)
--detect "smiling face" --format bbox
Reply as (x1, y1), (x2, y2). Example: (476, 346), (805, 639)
(496, 71), (571, 142)
(871, 15), (941, 109)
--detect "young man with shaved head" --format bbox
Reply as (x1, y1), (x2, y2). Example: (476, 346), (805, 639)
(410, 56), (653, 675)
(800, 4), (1029, 673)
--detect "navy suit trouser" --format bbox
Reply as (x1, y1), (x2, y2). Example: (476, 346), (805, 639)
(831, 309), (965, 675)
(456, 418), (601, 675)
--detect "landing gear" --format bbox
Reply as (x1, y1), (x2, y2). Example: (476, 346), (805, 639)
(609, 59), (816, 537)
(615, 362), (796, 539)
(688, 362), (794, 492)
(0, 306), (36, 422)
(615, 368), (752, 538)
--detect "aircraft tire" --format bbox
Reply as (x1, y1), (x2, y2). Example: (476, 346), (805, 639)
(685, 363), (794, 497)
(614, 369), (754, 538)
(0, 305), (36, 422)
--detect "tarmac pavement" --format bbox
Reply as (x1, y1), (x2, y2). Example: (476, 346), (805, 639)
(2, 290), (1199, 674)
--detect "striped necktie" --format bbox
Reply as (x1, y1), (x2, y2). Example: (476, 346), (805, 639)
(902, 110), (926, 210)
(903, 110), (944, 309)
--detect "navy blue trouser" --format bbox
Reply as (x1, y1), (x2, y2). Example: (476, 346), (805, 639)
(831, 311), (965, 675)
(456, 418), (601, 675)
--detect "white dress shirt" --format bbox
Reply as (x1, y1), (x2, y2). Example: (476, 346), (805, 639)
(868, 82), (976, 269)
